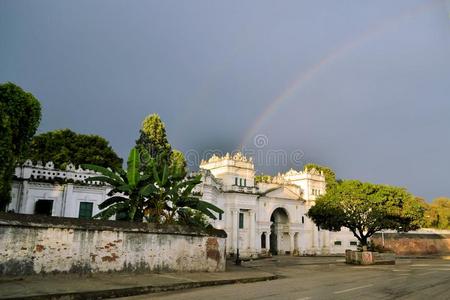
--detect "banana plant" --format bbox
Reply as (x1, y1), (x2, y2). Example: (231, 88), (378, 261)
(82, 147), (153, 222)
(141, 153), (224, 224)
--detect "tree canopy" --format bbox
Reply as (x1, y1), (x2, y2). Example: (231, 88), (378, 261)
(0, 82), (41, 210)
(136, 114), (172, 158)
(422, 197), (450, 229)
(307, 180), (424, 246)
(27, 129), (123, 170)
(136, 113), (187, 173)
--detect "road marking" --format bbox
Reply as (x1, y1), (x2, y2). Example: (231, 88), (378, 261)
(333, 284), (374, 294)
(417, 271), (437, 276)
(411, 264), (430, 267)
(391, 276), (408, 281)
(296, 297), (311, 300)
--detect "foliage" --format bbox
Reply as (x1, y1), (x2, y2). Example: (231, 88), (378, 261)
(136, 113), (172, 159)
(0, 82), (41, 211)
(422, 197), (450, 229)
(255, 174), (273, 184)
(169, 149), (187, 176)
(82, 148), (147, 222)
(142, 151), (223, 224)
(307, 180), (424, 246)
(27, 129), (122, 170)
(83, 147), (223, 226)
(303, 163), (337, 191)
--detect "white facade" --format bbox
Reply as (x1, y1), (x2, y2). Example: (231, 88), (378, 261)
(196, 153), (358, 257)
(8, 156), (358, 257)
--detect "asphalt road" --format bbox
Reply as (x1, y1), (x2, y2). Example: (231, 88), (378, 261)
(120, 257), (450, 300)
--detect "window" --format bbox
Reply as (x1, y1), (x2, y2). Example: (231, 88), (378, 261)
(235, 177), (238, 185)
(244, 179), (247, 187)
(239, 212), (244, 229)
(79, 202), (93, 219)
(334, 241), (342, 246)
(239, 178), (243, 186)
(34, 199), (53, 216)
(350, 241), (358, 246)
(219, 213), (223, 220)
(301, 216), (305, 224)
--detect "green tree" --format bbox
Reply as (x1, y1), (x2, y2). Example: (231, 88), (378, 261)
(0, 82), (41, 210)
(169, 149), (187, 175)
(136, 114), (172, 159)
(307, 180), (424, 247)
(304, 163), (337, 191)
(27, 129), (122, 170)
(423, 197), (450, 229)
(255, 174), (273, 184)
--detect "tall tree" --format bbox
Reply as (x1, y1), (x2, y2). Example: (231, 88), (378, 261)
(307, 180), (424, 247)
(136, 114), (172, 159)
(27, 129), (123, 170)
(0, 82), (41, 211)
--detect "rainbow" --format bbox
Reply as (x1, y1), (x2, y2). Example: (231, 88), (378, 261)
(240, 0), (441, 149)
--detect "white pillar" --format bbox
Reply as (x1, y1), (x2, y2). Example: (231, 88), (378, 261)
(289, 232), (295, 254)
(231, 209), (239, 253)
(249, 211), (255, 254)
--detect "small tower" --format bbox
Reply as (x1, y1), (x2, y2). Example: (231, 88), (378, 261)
(200, 152), (255, 187)
(282, 168), (326, 201)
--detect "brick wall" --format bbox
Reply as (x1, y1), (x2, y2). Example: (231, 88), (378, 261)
(371, 232), (450, 256)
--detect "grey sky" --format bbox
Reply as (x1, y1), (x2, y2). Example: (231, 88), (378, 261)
(1, 0), (449, 200)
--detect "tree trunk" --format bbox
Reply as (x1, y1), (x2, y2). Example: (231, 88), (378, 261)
(360, 236), (368, 251)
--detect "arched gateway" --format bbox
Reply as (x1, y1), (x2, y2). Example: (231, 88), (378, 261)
(269, 207), (290, 255)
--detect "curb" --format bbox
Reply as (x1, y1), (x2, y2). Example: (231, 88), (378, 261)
(1, 275), (279, 300)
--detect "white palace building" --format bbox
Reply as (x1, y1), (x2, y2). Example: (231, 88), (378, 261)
(7, 153), (358, 257)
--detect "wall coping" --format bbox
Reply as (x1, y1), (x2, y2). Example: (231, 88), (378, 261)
(0, 212), (227, 238)
(372, 232), (450, 239)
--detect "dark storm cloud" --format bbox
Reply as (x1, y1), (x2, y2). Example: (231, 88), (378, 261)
(1, 0), (449, 200)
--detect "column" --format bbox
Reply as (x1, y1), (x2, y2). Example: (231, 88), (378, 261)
(249, 211), (255, 253)
(231, 209), (239, 253)
(289, 232), (295, 254)
(265, 231), (270, 251)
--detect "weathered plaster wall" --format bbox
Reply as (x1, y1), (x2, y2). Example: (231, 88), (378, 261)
(371, 231), (450, 256)
(0, 213), (227, 276)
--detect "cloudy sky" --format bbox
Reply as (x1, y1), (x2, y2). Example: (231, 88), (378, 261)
(1, 0), (449, 200)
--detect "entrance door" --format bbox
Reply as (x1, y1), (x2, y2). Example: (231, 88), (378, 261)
(269, 207), (290, 255)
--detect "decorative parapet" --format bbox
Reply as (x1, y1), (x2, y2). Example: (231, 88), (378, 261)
(15, 160), (103, 185)
(200, 152), (254, 170)
(281, 167), (325, 182)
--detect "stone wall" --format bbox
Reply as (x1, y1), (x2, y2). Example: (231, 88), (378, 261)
(371, 231), (450, 256)
(0, 213), (227, 276)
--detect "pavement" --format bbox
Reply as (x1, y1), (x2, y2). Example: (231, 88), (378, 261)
(120, 257), (450, 300)
(1, 256), (449, 300)
(0, 260), (277, 300)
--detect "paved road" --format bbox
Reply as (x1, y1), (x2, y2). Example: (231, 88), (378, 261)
(120, 257), (450, 300)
